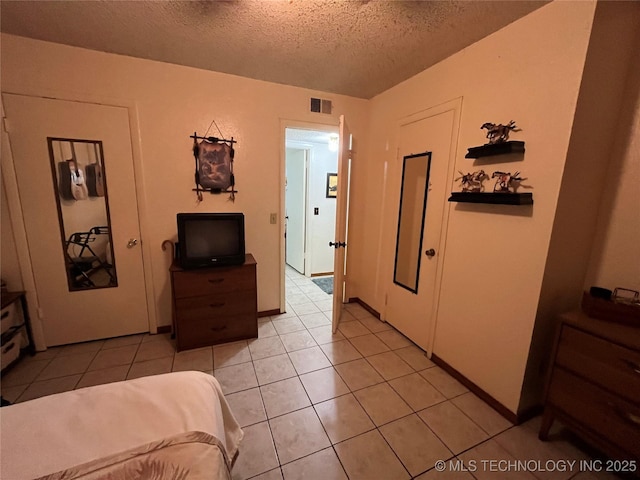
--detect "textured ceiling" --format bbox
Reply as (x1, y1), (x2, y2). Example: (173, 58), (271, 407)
(0, 0), (546, 99)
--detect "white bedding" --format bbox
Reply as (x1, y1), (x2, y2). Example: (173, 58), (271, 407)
(0, 371), (243, 480)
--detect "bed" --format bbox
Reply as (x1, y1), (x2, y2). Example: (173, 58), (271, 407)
(0, 371), (243, 479)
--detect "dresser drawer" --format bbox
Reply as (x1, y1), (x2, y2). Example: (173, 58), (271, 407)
(556, 326), (640, 404)
(172, 264), (256, 299)
(175, 290), (256, 322)
(548, 368), (640, 458)
(176, 313), (258, 349)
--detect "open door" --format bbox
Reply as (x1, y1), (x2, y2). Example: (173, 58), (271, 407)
(331, 115), (351, 333)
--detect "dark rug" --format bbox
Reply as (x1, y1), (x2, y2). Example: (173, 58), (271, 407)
(312, 276), (333, 295)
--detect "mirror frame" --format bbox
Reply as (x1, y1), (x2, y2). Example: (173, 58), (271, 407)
(393, 151), (432, 294)
(47, 137), (118, 292)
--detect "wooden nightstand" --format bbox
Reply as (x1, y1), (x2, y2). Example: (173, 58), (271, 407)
(539, 310), (640, 460)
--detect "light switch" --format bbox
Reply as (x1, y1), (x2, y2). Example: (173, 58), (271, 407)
(314, 207), (319, 215)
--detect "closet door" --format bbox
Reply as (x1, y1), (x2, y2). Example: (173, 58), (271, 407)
(3, 94), (149, 346)
(383, 102), (459, 351)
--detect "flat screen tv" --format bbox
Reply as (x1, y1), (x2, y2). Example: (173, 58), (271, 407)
(177, 213), (245, 269)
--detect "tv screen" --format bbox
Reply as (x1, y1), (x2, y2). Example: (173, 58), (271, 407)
(177, 213), (245, 269)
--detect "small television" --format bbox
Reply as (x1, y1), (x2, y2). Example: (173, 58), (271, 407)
(177, 213), (245, 269)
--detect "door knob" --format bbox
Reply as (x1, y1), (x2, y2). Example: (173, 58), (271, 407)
(127, 238), (139, 248)
(425, 248), (436, 258)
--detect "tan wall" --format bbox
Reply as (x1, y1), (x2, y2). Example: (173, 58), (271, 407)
(352, 1), (597, 413)
(521, 1), (640, 414)
(0, 33), (370, 328)
(584, 18), (640, 294)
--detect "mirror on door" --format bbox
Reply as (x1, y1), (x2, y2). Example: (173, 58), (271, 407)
(393, 152), (432, 293)
(47, 138), (117, 291)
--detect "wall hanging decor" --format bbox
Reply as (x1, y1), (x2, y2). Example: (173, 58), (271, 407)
(450, 121), (532, 205)
(466, 120), (525, 158)
(190, 130), (237, 202)
(326, 172), (338, 198)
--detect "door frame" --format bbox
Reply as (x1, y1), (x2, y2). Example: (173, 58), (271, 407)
(378, 97), (463, 355)
(1, 88), (157, 349)
(279, 119), (339, 314)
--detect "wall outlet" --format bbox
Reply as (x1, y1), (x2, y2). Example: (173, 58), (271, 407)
(270, 213), (277, 224)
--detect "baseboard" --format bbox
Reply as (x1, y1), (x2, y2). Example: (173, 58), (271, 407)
(348, 297), (381, 319)
(157, 325), (171, 334)
(311, 272), (333, 277)
(430, 353), (519, 425)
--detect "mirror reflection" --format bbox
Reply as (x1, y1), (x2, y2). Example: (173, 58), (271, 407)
(47, 138), (117, 291)
(393, 152), (431, 293)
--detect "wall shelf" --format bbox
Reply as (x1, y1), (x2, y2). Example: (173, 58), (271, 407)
(448, 192), (533, 205)
(465, 141), (525, 159)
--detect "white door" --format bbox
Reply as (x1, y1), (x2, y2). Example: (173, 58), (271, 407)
(332, 115), (352, 332)
(3, 94), (149, 346)
(285, 147), (307, 274)
(384, 107), (457, 351)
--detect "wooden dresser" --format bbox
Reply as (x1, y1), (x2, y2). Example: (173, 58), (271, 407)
(539, 310), (640, 461)
(170, 254), (258, 351)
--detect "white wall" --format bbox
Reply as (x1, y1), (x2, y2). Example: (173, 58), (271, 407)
(350, 1), (598, 413)
(0, 33), (369, 329)
(307, 142), (338, 275)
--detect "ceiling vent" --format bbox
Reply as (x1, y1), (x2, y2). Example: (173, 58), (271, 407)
(310, 98), (332, 114)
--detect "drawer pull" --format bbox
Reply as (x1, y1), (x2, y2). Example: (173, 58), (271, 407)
(209, 302), (226, 308)
(1, 311), (9, 320)
(608, 402), (640, 427)
(2, 342), (16, 354)
(622, 358), (640, 375)
(208, 278), (224, 284)
(210, 325), (227, 332)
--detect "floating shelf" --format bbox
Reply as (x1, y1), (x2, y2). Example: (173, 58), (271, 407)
(465, 141), (525, 159)
(448, 192), (533, 205)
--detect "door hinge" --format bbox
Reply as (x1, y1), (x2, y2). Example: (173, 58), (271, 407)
(2, 117), (10, 133)
(385, 294), (388, 306)
(37, 307), (45, 319)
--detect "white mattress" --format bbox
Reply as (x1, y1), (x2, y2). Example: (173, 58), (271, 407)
(0, 371), (243, 479)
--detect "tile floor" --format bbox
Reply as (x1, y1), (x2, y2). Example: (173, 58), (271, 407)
(0, 266), (620, 480)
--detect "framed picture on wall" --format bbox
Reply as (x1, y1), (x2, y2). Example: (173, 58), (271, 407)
(326, 173), (338, 198)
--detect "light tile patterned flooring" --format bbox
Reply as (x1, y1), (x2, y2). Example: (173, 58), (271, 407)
(0, 266), (617, 480)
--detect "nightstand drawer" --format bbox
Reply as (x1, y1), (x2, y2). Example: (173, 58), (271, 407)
(1, 302), (18, 336)
(556, 325), (640, 404)
(176, 313), (258, 349)
(548, 368), (640, 458)
(172, 264), (256, 299)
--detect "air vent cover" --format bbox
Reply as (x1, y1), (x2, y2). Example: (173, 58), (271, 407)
(310, 98), (332, 114)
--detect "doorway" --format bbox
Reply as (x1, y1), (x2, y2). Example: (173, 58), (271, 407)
(283, 127), (339, 316)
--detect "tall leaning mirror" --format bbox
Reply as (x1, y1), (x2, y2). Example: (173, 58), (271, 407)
(393, 151), (432, 293)
(47, 138), (118, 291)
